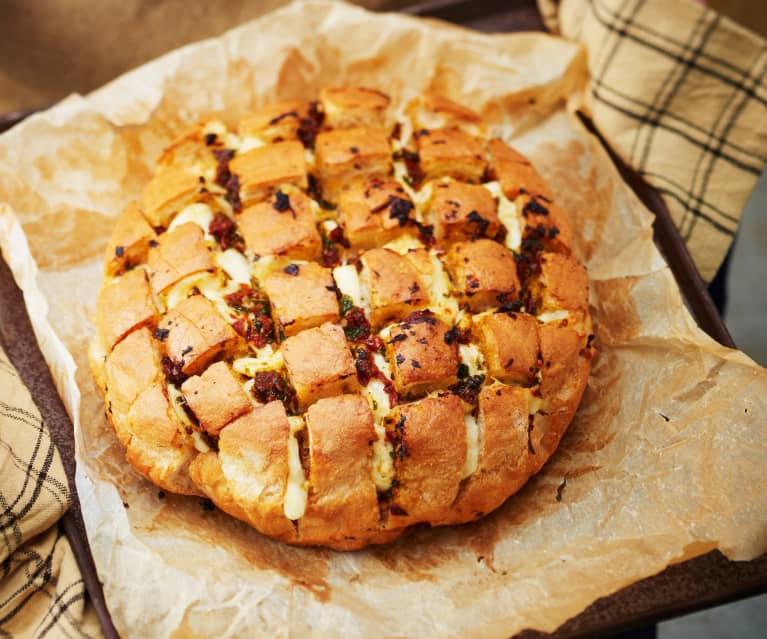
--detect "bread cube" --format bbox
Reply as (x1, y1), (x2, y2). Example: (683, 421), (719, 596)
(105, 327), (162, 445)
(487, 138), (553, 200)
(181, 361), (252, 436)
(128, 384), (183, 447)
(141, 165), (205, 228)
(384, 394), (466, 527)
(104, 201), (157, 276)
(156, 117), (226, 170)
(159, 295), (240, 377)
(444, 239), (520, 312)
(238, 188), (322, 260)
(407, 92), (484, 136)
(476, 311), (540, 385)
(262, 262), (339, 337)
(425, 179), (500, 241)
(339, 178), (414, 248)
(516, 193), (574, 253)
(385, 312), (459, 397)
(360, 248), (429, 328)
(147, 222), (214, 295)
(300, 394), (379, 543)
(238, 101), (309, 143)
(320, 86), (390, 129)
(96, 267), (158, 351)
(529, 252), (589, 315)
(416, 128), (486, 183)
(314, 126), (392, 200)
(280, 323), (359, 409)
(447, 383), (531, 521)
(229, 141), (307, 206)
(218, 401), (296, 538)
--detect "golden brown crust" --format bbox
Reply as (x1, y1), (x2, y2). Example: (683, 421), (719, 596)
(230, 141), (308, 207)
(407, 93), (483, 133)
(93, 88), (594, 550)
(385, 395), (466, 528)
(217, 402), (297, 539)
(95, 267), (158, 352)
(477, 311), (540, 386)
(181, 361), (252, 436)
(141, 165), (203, 227)
(300, 395), (379, 544)
(339, 179), (413, 249)
(487, 138), (553, 201)
(147, 222), (214, 295)
(424, 179), (500, 242)
(314, 126), (392, 199)
(158, 295), (240, 377)
(416, 128), (486, 183)
(238, 189), (322, 260)
(361, 248), (429, 328)
(281, 323), (359, 409)
(444, 239), (520, 312)
(446, 383), (531, 523)
(104, 201), (157, 277)
(385, 314), (459, 397)
(262, 262), (340, 337)
(320, 86), (390, 129)
(238, 101), (309, 143)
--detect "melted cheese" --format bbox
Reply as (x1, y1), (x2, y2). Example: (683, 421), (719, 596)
(333, 264), (362, 306)
(392, 159), (417, 200)
(163, 270), (238, 318)
(169, 202), (214, 240)
(461, 414), (480, 479)
(484, 181), (521, 251)
(359, 352), (396, 492)
(166, 383), (210, 453)
(424, 251), (459, 322)
(537, 309), (571, 324)
(383, 235), (424, 255)
(215, 248), (251, 285)
(284, 416), (308, 520)
(239, 135), (267, 154)
(459, 342), (486, 376)
(201, 120), (241, 151)
(232, 345), (284, 376)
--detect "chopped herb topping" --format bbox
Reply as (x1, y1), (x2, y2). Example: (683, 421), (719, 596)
(114, 245), (125, 258)
(273, 190), (291, 212)
(204, 133), (217, 146)
(153, 327), (170, 341)
(283, 263), (300, 276)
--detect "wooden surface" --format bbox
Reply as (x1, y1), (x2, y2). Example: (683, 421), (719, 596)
(0, 1), (764, 637)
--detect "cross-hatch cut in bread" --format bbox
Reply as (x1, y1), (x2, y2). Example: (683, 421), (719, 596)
(90, 87), (596, 550)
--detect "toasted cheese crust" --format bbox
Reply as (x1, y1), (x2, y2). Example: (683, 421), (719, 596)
(92, 87), (594, 550)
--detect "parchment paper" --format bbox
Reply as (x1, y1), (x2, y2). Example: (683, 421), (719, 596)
(0, 2), (765, 637)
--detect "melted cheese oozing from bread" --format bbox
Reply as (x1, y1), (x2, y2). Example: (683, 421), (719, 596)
(166, 383), (210, 453)
(215, 249), (252, 285)
(537, 309), (571, 324)
(383, 235), (424, 255)
(284, 416), (308, 520)
(461, 413), (480, 479)
(362, 352), (395, 492)
(163, 271), (238, 319)
(232, 345), (284, 376)
(169, 202), (215, 240)
(333, 264), (362, 305)
(239, 136), (266, 154)
(459, 342), (486, 376)
(483, 181), (520, 251)
(424, 251), (458, 323)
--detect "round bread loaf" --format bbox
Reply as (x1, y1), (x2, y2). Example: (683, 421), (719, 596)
(90, 87), (595, 550)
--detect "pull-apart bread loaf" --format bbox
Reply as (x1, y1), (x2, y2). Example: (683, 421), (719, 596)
(91, 87), (595, 550)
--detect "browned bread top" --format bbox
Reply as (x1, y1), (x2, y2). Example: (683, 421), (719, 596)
(91, 88), (595, 550)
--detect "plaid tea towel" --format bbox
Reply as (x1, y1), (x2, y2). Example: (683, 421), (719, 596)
(540, 0), (767, 282)
(0, 346), (100, 638)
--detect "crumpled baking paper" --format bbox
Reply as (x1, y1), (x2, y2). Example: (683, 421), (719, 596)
(0, 2), (765, 637)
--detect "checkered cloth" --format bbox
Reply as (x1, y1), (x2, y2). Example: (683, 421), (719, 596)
(540, 0), (767, 282)
(0, 347), (99, 638)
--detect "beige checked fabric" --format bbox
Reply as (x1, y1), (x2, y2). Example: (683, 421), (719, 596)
(0, 347), (99, 638)
(541, 0), (767, 282)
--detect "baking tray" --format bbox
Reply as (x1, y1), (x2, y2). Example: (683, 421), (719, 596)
(0, 1), (763, 637)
